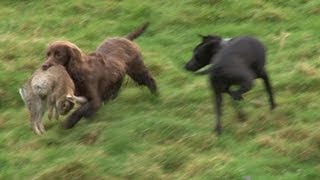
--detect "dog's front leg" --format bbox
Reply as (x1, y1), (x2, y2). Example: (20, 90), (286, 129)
(214, 91), (223, 135)
(211, 79), (224, 135)
(64, 98), (102, 129)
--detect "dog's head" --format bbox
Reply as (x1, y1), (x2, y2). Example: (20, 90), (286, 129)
(185, 35), (222, 72)
(42, 41), (83, 70)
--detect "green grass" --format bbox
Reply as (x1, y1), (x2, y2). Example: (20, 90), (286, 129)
(0, 0), (319, 179)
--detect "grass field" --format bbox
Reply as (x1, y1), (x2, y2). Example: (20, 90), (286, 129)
(0, 0), (319, 179)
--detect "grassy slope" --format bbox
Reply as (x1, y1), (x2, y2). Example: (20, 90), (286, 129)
(0, 0), (319, 179)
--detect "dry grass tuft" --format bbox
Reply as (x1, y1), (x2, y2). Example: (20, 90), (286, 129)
(183, 153), (232, 178)
(80, 131), (100, 145)
(296, 63), (318, 76)
(255, 135), (289, 155)
(34, 161), (91, 180)
(277, 127), (311, 142)
(255, 126), (320, 162)
(252, 8), (286, 22)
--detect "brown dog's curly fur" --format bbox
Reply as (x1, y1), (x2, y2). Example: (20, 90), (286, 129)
(42, 22), (157, 129)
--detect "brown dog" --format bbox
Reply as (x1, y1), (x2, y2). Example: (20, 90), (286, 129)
(41, 22), (157, 129)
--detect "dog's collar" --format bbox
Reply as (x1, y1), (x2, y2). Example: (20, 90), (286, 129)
(220, 38), (232, 47)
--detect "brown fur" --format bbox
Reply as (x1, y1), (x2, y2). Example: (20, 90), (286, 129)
(41, 22), (157, 129)
(19, 65), (87, 135)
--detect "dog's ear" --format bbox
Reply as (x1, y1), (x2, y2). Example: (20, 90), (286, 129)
(203, 37), (221, 46)
(206, 39), (223, 55)
(199, 34), (222, 43)
(198, 34), (211, 42)
(70, 47), (82, 62)
(67, 46), (83, 68)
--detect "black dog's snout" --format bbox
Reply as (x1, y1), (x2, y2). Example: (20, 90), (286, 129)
(185, 59), (201, 72)
(185, 60), (195, 71)
(185, 63), (191, 71)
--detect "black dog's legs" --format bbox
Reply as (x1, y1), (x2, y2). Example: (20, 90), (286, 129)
(231, 100), (246, 122)
(228, 80), (253, 101)
(214, 90), (223, 135)
(259, 69), (276, 110)
(227, 68), (255, 101)
(211, 79), (223, 135)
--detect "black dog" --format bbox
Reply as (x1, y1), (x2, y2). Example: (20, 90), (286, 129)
(185, 35), (276, 135)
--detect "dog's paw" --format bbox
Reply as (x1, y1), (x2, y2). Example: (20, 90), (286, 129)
(234, 96), (243, 101)
(63, 118), (77, 129)
(214, 125), (223, 136)
(229, 91), (243, 101)
(237, 111), (247, 122)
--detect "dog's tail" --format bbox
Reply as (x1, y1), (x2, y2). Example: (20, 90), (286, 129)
(125, 22), (149, 41)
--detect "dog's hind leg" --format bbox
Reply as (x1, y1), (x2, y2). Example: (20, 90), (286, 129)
(229, 80), (253, 101)
(228, 71), (254, 101)
(258, 69), (276, 110)
(127, 57), (158, 95)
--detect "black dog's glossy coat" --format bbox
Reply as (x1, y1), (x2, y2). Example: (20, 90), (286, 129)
(185, 35), (276, 135)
